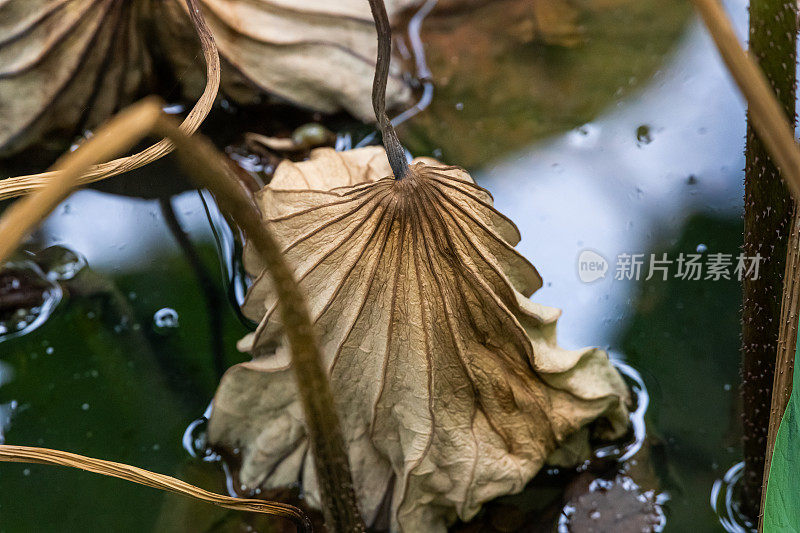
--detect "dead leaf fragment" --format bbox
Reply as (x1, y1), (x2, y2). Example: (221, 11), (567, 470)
(208, 147), (630, 532)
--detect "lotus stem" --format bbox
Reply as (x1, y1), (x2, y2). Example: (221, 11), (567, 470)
(688, 0), (799, 521)
(760, 211), (800, 532)
(368, 0), (411, 180)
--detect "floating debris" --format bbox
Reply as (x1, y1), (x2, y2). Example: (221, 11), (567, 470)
(559, 475), (665, 532)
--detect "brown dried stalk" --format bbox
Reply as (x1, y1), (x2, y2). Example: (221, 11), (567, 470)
(157, 110), (367, 533)
(0, 97), (365, 532)
(368, 0), (410, 180)
(0, 445), (311, 532)
(0, 0), (220, 202)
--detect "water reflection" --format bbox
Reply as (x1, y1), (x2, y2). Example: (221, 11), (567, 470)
(38, 191), (216, 272)
(599, 356), (649, 463)
(711, 462), (755, 532)
(0, 361), (14, 444)
(477, 2), (750, 530)
(479, 0), (748, 349)
(31, 0), (750, 352)
(0, 0), (754, 530)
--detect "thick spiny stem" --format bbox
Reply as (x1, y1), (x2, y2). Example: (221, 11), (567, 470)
(689, 0), (800, 525)
(368, 0), (411, 180)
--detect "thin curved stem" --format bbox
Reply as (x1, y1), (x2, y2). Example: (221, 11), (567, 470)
(368, 0), (410, 180)
(0, 445), (311, 532)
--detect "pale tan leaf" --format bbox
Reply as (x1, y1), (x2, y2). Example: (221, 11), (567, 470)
(208, 147), (631, 532)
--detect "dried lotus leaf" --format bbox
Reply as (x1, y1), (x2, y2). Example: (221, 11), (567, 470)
(209, 147), (630, 532)
(0, 0), (153, 154)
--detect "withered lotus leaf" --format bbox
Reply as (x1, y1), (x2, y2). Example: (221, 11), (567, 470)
(0, 0), (417, 155)
(0, 0), (153, 155)
(156, 0), (417, 118)
(208, 146), (630, 531)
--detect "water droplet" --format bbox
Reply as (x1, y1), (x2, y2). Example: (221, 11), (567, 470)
(0, 261), (62, 342)
(162, 103), (186, 115)
(153, 308), (179, 333)
(220, 99), (237, 113)
(291, 123), (334, 148)
(81, 403), (90, 411)
(37, 246), (86, 281)
(636, 124), (653, 146)
(696, 243), (708, 253)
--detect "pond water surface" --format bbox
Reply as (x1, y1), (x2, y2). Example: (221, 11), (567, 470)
(0, 0), (758, 531)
